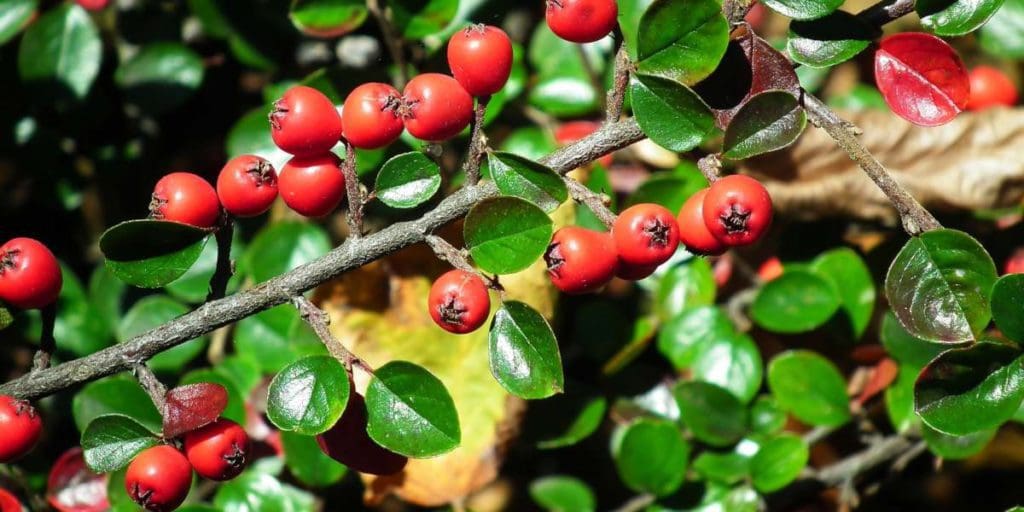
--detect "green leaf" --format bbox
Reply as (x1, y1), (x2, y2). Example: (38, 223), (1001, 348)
(226, 106), (290, 167)
(489, 301), (564, 399)
(118, 295), (208, 372)
(886, 363), (919, 433)
(630, 74), (715, 152)
(17, 3), (101, 99)
(464, 197), (553, 275)
(214, 464), (315, 511)
(526, 23), (606, 117)
(618, 0), (657, 60)
(0, 0), (36, 46)
(488, 152), (568, 213)
(576, 165), (616, 231)
(675, 381), (747, 447)
(656, 306), (733, 370)
(267, 356), (350, 435)
(921, 424), (996, 459)
(365, 361), (461, 458)
(374, 152), (442, 209)
(167, 231), (244, 304)
(234, 304), (327, 373)
(885, 229), (998, 343)
(750, 396), (787, 435)
(241, 221), (331, 283)
(768, 350), (851, 427)
(752, 270), (841, 334)
(100, 220), (210, 289)
(626, 167), (708, 213)
(52, 262), (113, 357)
(180, 370), (247, 426)
(723, 91), (808, 160)
(114, 43), (205, 114)
(613, 419), (691, 497)
(762, 0), (843, 20)
(289, 0), (367, 37)
(828, 84), (888, 111)
(979, 0), (1024, 58)
(636, 0), (730, 85)
(689, 333), (764, 404)
(654, 257), (716, 320)
(750, 433), (809, 492)
(991, 274), (1024, 345)
(810, 248), (876, 338)
(881, 311), (947, 368)
(915, 341), (1024, 435)
(693, 450), (752, 485)
(918, 0), (1005, 36)
(530, 476), (597, 512)
(390, 0), (457, 38)
(73, 376), (163, 434)
(788, 11), (878, 69)
(280, 432), (347, 487)
(81, 415), (159, 473)
(538, 397), (607, 449)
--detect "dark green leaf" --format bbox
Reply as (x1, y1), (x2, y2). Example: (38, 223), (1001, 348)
(365, 361), (460, 458)
(979, 0), (1024, 58)
(73, 376), (163, 434)
(788, 11), (878, 68)
(613, 419), (691, 496)
(226, 106), (289, 166)
(100, 220), (210, 289)
(280, 432), (347, 487)
(637, 0), (730, 85)
(921, 424), (996, 459)
(82, 415), (159, 473)
(0, 0), (36, 45)
(827, 84), (888, 111)
(881, 311), (947, 368)
(489, 301), (564, 399)
(752, 270), (840, 333)
(768, 350), (851, 427)
(114, 43), (205, 114)
(538, 397), (607, 449)
(375, 152), (442, 209)
(750, 433), (809, 492)
(118, 296), (208, 372)
(750, 396), (787, 435)
(675, 381), (747, 446)
(501, 126), (558, 162)
(723, 91), (807, 160)
(526, 23), (606, 117)
(654, 257), (716, 320)
(464, 197), (553, 275)
(762, 0), (843, 20)
(17, 3), (101, 99)
(488, 152), (568, 212)
(390, 0), (457, 38)
(656, 306), (733, 370)
(88, 265), (126, 334)
(241, 221), (331, 283)
(631, 74), (715, 152)
(689, 333), (764, 404)
(234, 304), (327, 372)
(530, 476), (596, 512)
(991, 274), (1024, 345)
(886, 363), (919, 433)
(289, 0), (367, 37)
(810, 248), (876, 338)
(267, 356), (350, 435)
(918, 0), (1005, 36)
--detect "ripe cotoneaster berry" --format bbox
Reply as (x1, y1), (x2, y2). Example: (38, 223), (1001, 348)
(278, 154), (346, 218)
(216, 155), (278, 217)
(150, 172), (221, 228)
(677, 189), (726, 256)
(545, 227), (618, 294)
(0, 238), (62, 310)
(0, 396), (43, 463)
(269, 86), (343, 157)
(614, 204), (681, 267)
(429, 270), (490, 334)
(447, 25), (513, 97)
(402, 74), (474, 142)
(546, 0), (619, 44)
(342, 83), (404, 149)
(125, 445), (192, 512)
(702, 175), (773, 247)
(967, 66), (1018, 110)
(184, 419), (250, 481)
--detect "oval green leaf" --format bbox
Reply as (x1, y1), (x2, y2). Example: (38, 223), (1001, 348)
(881, 311), (947, 368)
(538, 397), (607, 449)
(375, 152), (442, 209)
(751, 270), (841, 334)
(788, 11), (878, 68)
(280, 432), (348, 488)
(750, 433), (809, 492)
(289, 0), (367, 38)
(991, 274), (1024, 345)
(72, 376), (163, 434)
(762, 0), (843, 20)
(613, 419), (691, 497)
(489, 301), (564, 399)
(17, 3), (101, 99)
(918, 0), (1005, 36)
(979, 0), (1024, 58)
(654, 257), (716, 320)
(464, 197), (553, 275)
(267, 356), (350, 435)
(82, 414), (159, 473)
(0, 0), (36, 46)
(768, 350), (851, 427)
(656, 306), (734, 371)
(488, 152), (568, 212)
(723, 90), (808, 160)
(637, 0), (730, 85)
(675, 381), (747, 447)
(530, 476), (596, 512)
(921, 424), (997, 459)
(100, 220), (211, 289)
(390, 0), (457, 39)
(810, 247), (876, 339)
(114, 43), (205, 114)
(751, 396), (787, 435)
(241, 221), (331, 284)
(365, 361), (461, 458)
(689, 333), (764, 404)
(631, 74), (715, 152)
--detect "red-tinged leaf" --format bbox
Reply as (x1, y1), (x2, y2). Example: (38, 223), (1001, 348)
(874, 33), (969, 126)
(850, 344), (887, 365)
(162, 382), (228, 438)
(856, 358), (899, 405)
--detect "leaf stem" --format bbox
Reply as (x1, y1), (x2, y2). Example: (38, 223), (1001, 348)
(424, 234), (504, 292)
(463, 96), (491, 186)
(31, 304), (57, 372)
(292, 296), (373, 375)
(565, 176), (616, 229)
(206, 217), (234, 302)
(130, 362), (167, 415)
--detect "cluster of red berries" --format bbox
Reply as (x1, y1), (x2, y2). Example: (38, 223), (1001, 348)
(125, 418), (250, 511)
(0, 237), (63, 310)
(148, 155), (279, 228)
(678, 175), (773, 256)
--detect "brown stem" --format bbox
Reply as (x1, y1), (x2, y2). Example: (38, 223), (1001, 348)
(31, 304), (57, 372)
(206, 217), (234, 302)
(463, 96), (491, 186)
(611, 493), (655, 512)
(605, 29), (631, 123)
(367, 0), (409, 88)
(424, 235), (476, 274)
(697, 153), (722, 184)
(722, 0), (756, 25)
(565, 177), (616, 229)
(292, 296), (374, 374)
(130, 362), (166, 415)
(857, 0), (915, 26)
(342, 141), (364, 238)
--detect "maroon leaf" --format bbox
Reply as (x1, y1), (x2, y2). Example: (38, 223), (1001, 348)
(162, 382), (228, 438)
(874, 32), (969, 127)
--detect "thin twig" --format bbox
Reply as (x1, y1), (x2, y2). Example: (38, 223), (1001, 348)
(342, 141), (364, 238)
(803, 425), (837, 445)
(130, 362), (166, 414)
(32, 304), (57, 372)
(292, 296), (373, 374)
(605, 28), (631, 123)
(891, 440), (928, 473)
(697, 153), (722, 184)
(424, 235), (476, 274)
(367, 0), (409, 88)
(463, 96), (491, 186)
(612, 493), (655, 512)
(565, 177), (616, 228)
(857, 0), (915, 27)
(206, 217), (234, 302)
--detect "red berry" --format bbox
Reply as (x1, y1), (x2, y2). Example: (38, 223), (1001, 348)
(967, 65), (1018, 111)
(544, 227), (618, 294)
(278, 154), (346, 218)
(677, 189), (726, 256)
(124, 445), (192, 512)
(76, 0), (109, 10)
(402, 74), (474, 142)
(758, 257), (784, 282)
(216, 155), (278, 218)
(150, 172), (221, 228)
(0, 396), (42, 463)
(0, 238), (62, 310)
(613, 204), (681, 267)
(1005, 248), (1024, 275)
(317, 384), (408, 476)
(447, 24), (513, 97)
(183, 419), (250, 482)
(554, 121), (613, 167)
(428, 270), (491, 334)
(702, 175), (773, 247)
(615, 261), (659, 281)
(0, 488), (22, 512)
(46, 447), (109, 512)
(342, 83), (404, 149)
(269, 86), (343, 157)
(546, 0), (619, 44)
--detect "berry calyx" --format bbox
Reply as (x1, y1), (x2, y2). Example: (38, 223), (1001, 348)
(278, 154), (347, 218)
(677, 189), (726, 256)
(0, 238), (63, 310)
(447, 24), (514, 97)
(125, 445), (192, 512)
(401, 74), (474, 142)
(0, 395), (43, 463)
(545, 0), (619, 44)
(545, 227), (618, 294)
(428, 269), (491, 334)
(216, 155), (278, 218)
(269, 85), (343, 157)
(342, 83), (405, 149)
(183, 418), (250, 481)
(702, 175), (773, 247)
(149, 172), (221, 229)
(613, 204), (681, 267)
(967, 65), (1018, 111)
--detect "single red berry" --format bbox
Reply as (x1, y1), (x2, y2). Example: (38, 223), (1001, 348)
(216, 155), (278, 218)
(76, 0), (110, 10)
(1004, 248), (1024, 275)
(0, 488), (22, 512)
(269, 85), (343, 157)
(545, 227), (618, 294)
(447, 24), (514, 97)
(125, 445), (192, 512)
(183, 419), (250, 481)
(402, 74), (474, 142)
(428, 270), (491, 334)
(613, 204), (681, 267)
(554, 121), (613, 167)
(278, 154), (346, 218)
(342, 83), (405, 149)
(0, 238), (62, 310)
(967, 65), (1018, 111)
(150, 172), (221, 228)
(545, 0), (619, 44)
(615, 261), (659, 281)
(758, 257), (784, 282)
(702, 175), (773, 247)
(677, 189), (726, 256)
(0, 396), (43, 463)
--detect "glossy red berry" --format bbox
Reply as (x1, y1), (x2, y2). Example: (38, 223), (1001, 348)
(150, 172), (221, 228)
(269, 85), (343, 157)
(278, 154), (346, 218)
(0, 238), (62, 310)
(677, 189), (726, 256)
(447, 24), (513, 97)
(0, 396), (42, 463)
(702, 175), (773, 247)
(613, 204), (681, 267)
(546, 0), (619, 44)
(545, 227), (618, 294)
(183, 419), (250, 481)
(0, 488), (22, 512)
(125, 445), (192, 512)
(342, 83), (404, 149)
(76, 0), (110, 10)
(428, 270), (490, 334)
(402, 74), (474, 142)
(216, 155), (278, 218)
(967, 65), (1018, 111)
(554, 121), (613, 167)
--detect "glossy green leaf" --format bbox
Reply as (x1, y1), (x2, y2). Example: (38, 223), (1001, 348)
(180, 370), (246, 426)
(489, 301), (564, 399)
(100, 220), (210, 289)
(529, 72), (601, 118)
(885, 229), (998, 343)
(636, 0), (730, 85)
(654, 257), (716, 320)
(50, 262), (113, 357)
(918, 0), (1005, 36)
(693, 450), (752, 485)
(752, 270), (840, 333)
(538, 397), (607, 449)
(530, 476), (596, 512)
(626, 168), (708, 213)
(750, 396), (787, 435)
(922, 424), (996, 459)
(214, 463), (315, 511)
(750, 433), (809, 492)
(979, 0), (1024, 58)
(618, 0), (656, 60)
(675, 381), (747, 446)
(526, 23), (606, 117)
(280, 432), (347, 487)
(488, 152), (568, 212)
(241, 221), (331, 283)
(464, 197), (553, 275)
(390, 0), (457, 38)
(788, 11), (878, 68)
(656, 306), (734, 370)
(689, 333), (764, 404)
(267, 356), (350, 435)
(0, 0), (36, 45)
(991, 274), (1024, 344)
(234, 304), (327, 373)
(723, 91), (808, 160)
(365, 361), (461, 458)
(167, 231), (244, 304)
(828, 84), (888, 111)
(114, 43), (205, 114)
(613, 419), (691, 496)
(886, 363), (919, 433)
(118, 296), (208, 373)
(82, 415), (159, 473)
(17, 3), (101, 99)
(762, 0), (843, 20)
(881, 311), (947, 368)
(289, 0), (367, 37)
(810, 248), (876, 338)
(631, 74), (715, 152)
(768, 350), (851, 427)
(501, 126), (558, 162)
(375, 152), (442, 209)
(73, 376), (163, 434)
